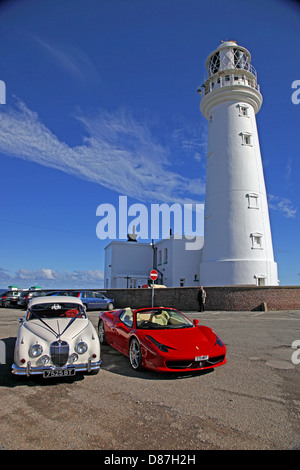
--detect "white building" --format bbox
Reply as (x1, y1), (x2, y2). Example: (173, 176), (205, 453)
(104, 240), (153, 288)
(104, 41), (278, 288)
(155, 236), (203, 287)
(104, 235), (203, 288)
(199, 41), (278, 286)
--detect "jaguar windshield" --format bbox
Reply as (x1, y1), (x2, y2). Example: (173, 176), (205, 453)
(136, 309), (194, 329)
(27, 302), (86, 320)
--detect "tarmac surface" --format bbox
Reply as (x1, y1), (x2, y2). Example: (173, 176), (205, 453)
(0, 307), (299, 451)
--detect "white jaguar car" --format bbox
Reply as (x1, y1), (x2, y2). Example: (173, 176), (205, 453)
(12, 296), (101, 378)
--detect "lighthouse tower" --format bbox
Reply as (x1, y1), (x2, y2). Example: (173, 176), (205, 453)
(199, 41), (278, 286)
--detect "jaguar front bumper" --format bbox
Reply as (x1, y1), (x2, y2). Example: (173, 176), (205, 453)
(12, 358), (102, 377)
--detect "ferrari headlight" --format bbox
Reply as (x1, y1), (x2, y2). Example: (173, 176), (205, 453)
(30, 344), (43, 357)
(146, 335), (169, 353)
(75, 342), (88, 355)
(214, 334), (224, 347)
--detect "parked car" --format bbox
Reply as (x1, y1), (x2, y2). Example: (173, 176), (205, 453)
(45, 291), (73, 297)
(71, 291), (114, 311)
(12, 296), (101, 378)
(0, 290), (23, 307)
(98, 307), (227, 372)
(17, 290), (47, 308)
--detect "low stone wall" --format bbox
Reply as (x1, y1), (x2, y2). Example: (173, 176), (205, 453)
(102, 285), (300, 311)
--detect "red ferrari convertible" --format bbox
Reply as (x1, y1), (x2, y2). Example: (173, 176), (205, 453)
(98, 307), (226, 372)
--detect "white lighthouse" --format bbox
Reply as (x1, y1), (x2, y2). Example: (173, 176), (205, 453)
(199, 41), (278, 286)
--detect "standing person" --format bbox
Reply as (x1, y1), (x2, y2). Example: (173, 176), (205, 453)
(198, 286), (207, 312)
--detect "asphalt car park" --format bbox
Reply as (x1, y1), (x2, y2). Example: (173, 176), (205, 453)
(0, 306), (299, 450)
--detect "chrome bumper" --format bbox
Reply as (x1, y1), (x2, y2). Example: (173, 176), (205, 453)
(12, 358), (102, 377)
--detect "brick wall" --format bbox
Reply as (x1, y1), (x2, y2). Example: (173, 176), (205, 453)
(102, 285), (300, 311)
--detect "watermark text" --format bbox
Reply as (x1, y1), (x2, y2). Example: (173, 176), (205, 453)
(291, 80), (300, 105)
(291, 340), (300, 365)
(96, 196), (204, 250)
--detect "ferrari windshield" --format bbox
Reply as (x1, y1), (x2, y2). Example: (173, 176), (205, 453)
(27, 302), (86, 320)
(136, 309), (193, 329)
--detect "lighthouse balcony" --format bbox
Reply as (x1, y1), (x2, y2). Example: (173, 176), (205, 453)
(201, 69), (260, 97)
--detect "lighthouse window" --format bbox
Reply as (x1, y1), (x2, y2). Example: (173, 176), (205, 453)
(241, 132), (252, 146)
(208, 52), (220, 75)
(253, 236), (261, 248)
(251, 232), (263, 249)
(233, 49), (249, 70)
(255, 276), (266, 287)
(247, 193), (259, 209)
(239, 105), (249, 117)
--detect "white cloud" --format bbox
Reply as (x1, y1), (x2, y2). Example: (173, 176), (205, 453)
(0, 99), (204, 204)
(32, 36), (100, 84)
(285, 157), (293, 181)
(268, 194), (297, 219)
(171, 115), (207, 165)
(0, 266), (104, 289)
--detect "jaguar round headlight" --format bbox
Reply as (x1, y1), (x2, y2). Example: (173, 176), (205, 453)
(75, 342), (88, 355)
(30, 344), (43, 357)
(40, 355), (50, 364)
(69, 353), (79, 363)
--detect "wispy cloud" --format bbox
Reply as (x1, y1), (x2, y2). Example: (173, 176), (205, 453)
(171, 114), (207, 165)
(0, 99), (204, 204)
(0, 266), (104, 289)
(285, 157), (293, 181)
(32, 37), (100, 84)
(268, 194), (297, 219)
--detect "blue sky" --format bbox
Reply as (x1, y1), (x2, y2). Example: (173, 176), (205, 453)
(0, 0), (299, 288)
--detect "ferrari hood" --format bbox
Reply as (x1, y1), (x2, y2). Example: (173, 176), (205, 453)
(23, 318), (90, 342)
(147, 326), (213, 352)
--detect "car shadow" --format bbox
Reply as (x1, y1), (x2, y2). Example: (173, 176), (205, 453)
(0, 338), (213, 386)
(0, 337), (84, 388)
(100, 345), (214, 380)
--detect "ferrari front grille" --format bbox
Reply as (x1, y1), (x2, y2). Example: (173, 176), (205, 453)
(166, 355), (225, 370)
(50, 340), (69, 367)
(206, 355), (225, 365)
(165, 360), (193, 369)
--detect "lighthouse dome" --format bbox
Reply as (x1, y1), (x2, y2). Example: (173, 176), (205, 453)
(205, 41), (252, 77)
(217, 40), (238, 49)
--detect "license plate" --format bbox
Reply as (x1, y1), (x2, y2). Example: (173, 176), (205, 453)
(43, 368), (76, 378)
(195, 355), (209, 361)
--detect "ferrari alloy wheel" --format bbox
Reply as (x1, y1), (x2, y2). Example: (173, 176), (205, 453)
(98, 320), (107, 344)
(129, 338), (142, 370)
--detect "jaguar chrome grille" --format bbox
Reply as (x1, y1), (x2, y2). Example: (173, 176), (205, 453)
(50, 340), (69, 367)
